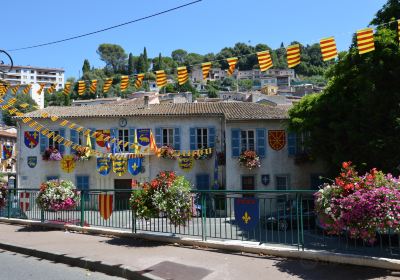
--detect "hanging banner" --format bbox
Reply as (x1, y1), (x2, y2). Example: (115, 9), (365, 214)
(97, 157), (111, 176)
(128, 157), (142, 176)
(78, 81), (86, 95)
(113, 158), (127, 176)
(63, 82), (71, 95)
(61, 155), (76, 173)
(201, 62), (212, 80)
(24, 131), (39, 149)
(320, 37), (338, 61)
(137, 129), (150, 146)
(357, 28), (375, 55)
(103, 78), (113, 93)
(2, 145), (12, 160)
(156, 70), (167, 88)
(226, 57), (238, 76)
(134, 73), (145, 88)
(89, 79), (97, 94)
(120, 75), (129, 91)
(287, 44), (301, 68)
(95, 129), (111, 147)
(177, 66), (188, 85)
(178, 155), (194, 172)
(23, 84), (32, 95)
(268, 130), (286, 151)
(99, 194), (113, 220)
(27, 156), (37, 168)
(257, 51), (273, 72)
(19, 192), (30, 212)
(234, 198), (259, 231)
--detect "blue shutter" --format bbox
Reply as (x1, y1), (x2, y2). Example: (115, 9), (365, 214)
(231, 129), (240, 157)
(190, 128), (196, 150)
(288, 132), (297, 156)
(155, 127), (161, 147)
(129, 128), (135, 153)
(208, 127), (216, 148)
(59, 128), (65, 154)
(256, 128), (266, 158)
(70, 129), (78, 154)
(89, 128), (96, 150)
(174, 128), (181, 150)
(40, 132), (47, 153)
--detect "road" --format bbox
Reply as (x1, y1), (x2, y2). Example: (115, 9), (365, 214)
(0, 249), (123, 280)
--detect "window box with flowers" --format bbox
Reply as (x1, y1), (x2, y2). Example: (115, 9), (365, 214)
(160, 145), (177, 160)
(42, 147), (62, 161)
(238, 150), (261, 170)
(192, 149), (213, 160)
(74, 146), (91, 161)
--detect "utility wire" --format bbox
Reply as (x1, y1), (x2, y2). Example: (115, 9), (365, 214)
(6, 0), (202, 52)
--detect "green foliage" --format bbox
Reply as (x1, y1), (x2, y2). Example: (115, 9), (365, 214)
(238, 79), (253, 91)
(45, 90), (71, 107)
(82, 59), (90, 74)
(127, 53), (134, 75)
(97, 44), (127, 73)
(371, 0), (400, 26)
(3, 94), (38, 126)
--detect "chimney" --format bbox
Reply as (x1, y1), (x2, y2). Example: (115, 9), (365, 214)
(144, 95), (150, 109)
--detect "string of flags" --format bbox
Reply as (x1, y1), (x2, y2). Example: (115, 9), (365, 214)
(1, 19), (398, 96)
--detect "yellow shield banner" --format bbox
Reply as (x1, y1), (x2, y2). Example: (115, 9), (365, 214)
(178, 156), (194, 172)
(99, 194), (113, 220)
(61, 155), (76, 173)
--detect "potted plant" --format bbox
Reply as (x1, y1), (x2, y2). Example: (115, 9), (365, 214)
(160, 145), (177, 160)
(238, 150), (260, 170)
(36, 180), (80, 211)
(42, 146), (62, 161)
(74, 146), (91, 161)
(0, 183), (7, 208)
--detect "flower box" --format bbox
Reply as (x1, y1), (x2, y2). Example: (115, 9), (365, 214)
(0, 183), (7, 208)
(42, 147), (62, 161)
(160, 145), (177, 160)
(36, 180), (80, 211)
(239, 150), (260, 170)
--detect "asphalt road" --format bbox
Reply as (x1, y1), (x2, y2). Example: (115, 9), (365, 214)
(0, 249), (123, 280)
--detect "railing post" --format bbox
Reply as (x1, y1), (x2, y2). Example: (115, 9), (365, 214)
(132, 209), (136, 233)
(80, 190), (85, 227)
(299, 194), (304, 251)
(41, 209), (44, 223)
(201, 193), (207, 241)
(295, 193), (300, 250)
(7, 189), (11, 219)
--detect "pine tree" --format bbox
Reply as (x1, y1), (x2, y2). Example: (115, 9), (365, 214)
(143, 47), (149, 72)
(128, 53), (134, 74)
(82, 59), (90, 75)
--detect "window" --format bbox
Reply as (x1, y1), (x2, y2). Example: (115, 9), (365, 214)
(48, 130), (60, 149)
(31, 70), (34, 74)
(59, 78), (62, 82)
(242, 175), (255, 197)
(162, 128), (174, 146)
(30, 76), (34, 79)
(241, 130), (255, 152)
(196, 128), (208, 149)
(296, 132), (310, 155)
(118, 129), (129, 152)
(77, 132), (84, 146)
(276, 176), (288, 190)
(76, 176), (89, 201)
(58, 84), (62, 87)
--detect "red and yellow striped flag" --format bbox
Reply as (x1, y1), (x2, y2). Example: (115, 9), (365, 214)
(156, 70), (167, 88)
(226, 57), (238, 76)
(0, 84), (8, 95)
(89, 79), (97, 94)
(63, 82), (71, 95)
(120, 75), (129, 91)
(356, 28), (375, 55)
(103, 78), (112, 93)
(287, 44), (301, 68)
(257, 51), (273, 72)
(11, 85), (20, 95)
(37, 83), (45, 95)
(177, 66), (188, 85)
(78, 81), (86, 95)
(46, 83), (57, 94)
(201, 62), (212, 80)
(398, 20), (400, 43)
(320, 37), (338, 61)
(134, 73), (145, 88)
(22, 84), (32, 94)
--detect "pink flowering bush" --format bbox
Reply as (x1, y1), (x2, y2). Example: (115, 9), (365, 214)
(315, 162), (400, 243)
(239, 150), (261, 170)
(0, 183), (7, 208)
(36, 180), (80, 211)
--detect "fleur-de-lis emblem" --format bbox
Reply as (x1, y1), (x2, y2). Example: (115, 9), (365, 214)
(242, 211), (251, 224)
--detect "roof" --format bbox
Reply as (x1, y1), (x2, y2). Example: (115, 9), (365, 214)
(18, 102), (289, 121)
(0, 64), (64, 72)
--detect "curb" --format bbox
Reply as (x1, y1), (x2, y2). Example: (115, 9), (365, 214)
(1, 218), (400, 272)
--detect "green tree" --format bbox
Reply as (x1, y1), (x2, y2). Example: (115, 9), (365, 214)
(153, 53), (164, 71)
(238, 79), (253, 91)
(371, 0), (400, 26)
(171, 49), (188, 63)
(82, 59), (90, 74)
(3, 94), (37, 126)
(97, 44), (127, 73)
(127, 53), (135, 74)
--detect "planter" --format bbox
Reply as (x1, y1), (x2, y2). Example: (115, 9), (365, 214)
(238, 150), (260, 170)
(0, 183), (7, 208)
(36, 180), (80, 211)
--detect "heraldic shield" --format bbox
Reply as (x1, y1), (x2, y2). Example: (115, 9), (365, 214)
(24, 131), (39, 149)
(97, 157), (111, 176)
(99, 194), (113, 220)
(234, 198), (259, 231)
(128, 157), (142, 176)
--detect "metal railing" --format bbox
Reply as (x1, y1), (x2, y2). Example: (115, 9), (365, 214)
(1, 188), (399, 259)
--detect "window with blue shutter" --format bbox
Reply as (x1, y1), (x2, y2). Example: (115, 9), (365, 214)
(129, 128), (135, 153)
(231, 129), (240, 157)
(256, 128), (266, 158)
(89, 128), (96, 150)
(40, 132), (47, 153)
(76, 175), (89, 201)
(174, 127), (180, 150)
(208, 127), (216, 148)
(288, 132), (297, 156)
(59, 128), (65, 154)
(155, 127), (161, 147)
(190, 128), (196, 150)
(70, 129), (78, 154)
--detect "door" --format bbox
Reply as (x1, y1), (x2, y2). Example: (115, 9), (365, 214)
(114, 179), (132, 210)
(242, 175), (255, 197)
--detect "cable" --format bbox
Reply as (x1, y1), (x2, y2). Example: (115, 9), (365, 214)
(6, 0), (202, 52)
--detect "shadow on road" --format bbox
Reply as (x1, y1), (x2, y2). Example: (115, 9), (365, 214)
(16, 225), (59, 232)
(99, 236), (166, 248)
(273, 258), (399, 280)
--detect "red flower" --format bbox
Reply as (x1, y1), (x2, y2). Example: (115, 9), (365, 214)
(342, 161), (352, 169)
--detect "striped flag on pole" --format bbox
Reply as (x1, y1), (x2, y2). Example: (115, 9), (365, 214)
(257, 50), (273, 72)
(22, 84), (32, 94)
(46, 83), (57, 94)
(0, 84), (8, 95)
(177, 66), (188, 85)
(103, 78), (112, 93)
(63, 82), (71, 95)
(201, 62), (212, 80)
(134, 73), (145, 88)
(320, 37), (338, 61)
(356, 28), (375, 55)
(156, 70), (167, 88)
(37, 83), (45, 95)
(226, 57), (238, 76)
(11, 85), (20, 95)
(89, 79), (97, 94)
(287, 44), (301, 68)
(120, 75), (129, 91)
(398, 20), (400, 44)
(78, 81), (86, 95)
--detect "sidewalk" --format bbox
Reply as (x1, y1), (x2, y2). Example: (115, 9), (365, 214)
(0, 222), (398, 280)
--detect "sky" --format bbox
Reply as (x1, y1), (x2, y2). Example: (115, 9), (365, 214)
(1, 0), (387, 78)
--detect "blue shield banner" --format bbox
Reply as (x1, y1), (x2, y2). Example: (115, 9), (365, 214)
(27, 156), (37, 168)
(137, 129), (150, 146)
(128, 157), (142, 176)
(234, 198), (259, 231)
(24, 131), (39, 149)
(97, 157), (111, 176)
